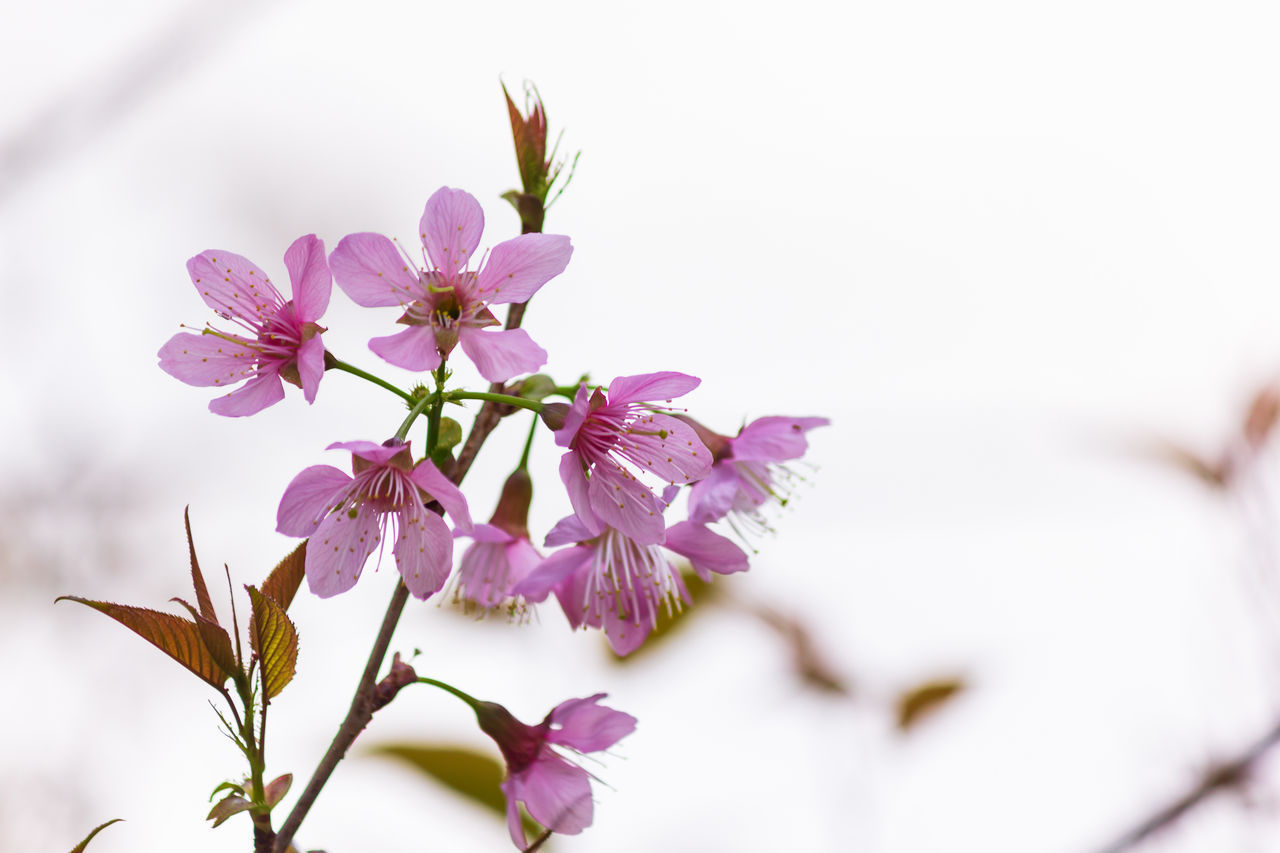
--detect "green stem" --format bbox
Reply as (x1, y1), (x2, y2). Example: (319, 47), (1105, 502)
(394, 390), (439, 442)
(518, 413), (538, 470)
(327, 356), (414, 403)
(416, 676), (481, 710)
(447, 390), (543, 413)
(426, 364), (447, 452)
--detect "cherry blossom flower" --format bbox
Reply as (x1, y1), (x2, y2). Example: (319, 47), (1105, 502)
(450, 469), (541, 612)
(158, 234), (331, 416)
(514, 513), (747, 655)
(555, 372), (711, 545)
(328, 186), (572, 382)
(472, 693), (636, 848)
(685, 415), (830, 536)
(275, 439), (472, 599)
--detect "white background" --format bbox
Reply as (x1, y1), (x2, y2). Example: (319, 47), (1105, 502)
(4, 1), (1280, 851)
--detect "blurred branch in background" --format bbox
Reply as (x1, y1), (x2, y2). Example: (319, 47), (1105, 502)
(0, 0), (267, 203)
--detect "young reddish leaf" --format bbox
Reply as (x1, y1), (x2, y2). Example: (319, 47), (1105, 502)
(245, 585), (298, 700)
(896, 676), (968, 732)
(263, 773), (293, 809)
(260, 540), (306, 612)
(206, 793), (252, 828)
(170, 597), (240, 682)
(184, 507), (218, 622)
(56, 597), (230, 688)
(67, 818), (123, 853)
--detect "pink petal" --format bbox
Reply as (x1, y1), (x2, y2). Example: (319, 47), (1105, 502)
(369, 326), (441, 371)
(731, 416), (831, 461)
(548, 695), (637, 752)
(158, 332), (256, 386)
(517, 751), (594, 836)
(664, 521), (749, 580)
(512, 546), (591, 604)
(187, 250), (282, 323)
(686, 463), (740, 524)
(419, 187), (485, 274)
(600, 601), (654, 656)
(297, 333), (325, 404)
(557, 452), (603, 536)
(209, 372), (285, 417)
(554, 384), (592, 449)
(464, 522), (515, 545)
(276, 465), (353, 536)
(616, 412), (711, 483)
(458, 326), (547, 383)
(393, 508), (454, 599)
(587, 464), (666, 545)
(475, 233), (573, 304)
(326, 439), (398, 462)
(503, 779), (527, 849)
(544, 513), (595, 548)
(329, 233), (419, 307)
(408, 460), (473, 533)
(306, 503), (382, 597)
(606, 371), (701, 406)
(283, 234), (331, 320)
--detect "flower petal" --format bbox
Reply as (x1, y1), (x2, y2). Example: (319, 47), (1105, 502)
(554, 384), (592, 449)
(187, 250), (282, 324)
(209, 372), (285, 417)
(419, 187), (484, 274)
(329, 232), (419, 307)
(296, 333), (325, 404)
(306, 503), (382, 597)
(686, 463), (741, 524)
(664, 521), (749, 580)
(544, 513), (595, 548)
(475, 233), (573, 304)
(548, 695), (637, 752)
(587, 463), (666, 545)
(458, 326), (547, 383)
(606, 371), (701, 406)
(283, 233), (331, 321)
(517, 750), (594, 836)
(158, 332), (257, 387)
(276, 465), (353, 536)
(393, 508), (453, 599)
(615, 412), (711, 483)
(513, 546), (591, 605)
(731, 415), (831, 461)
(369, 326), (441, 371)
(409, 460), (473, 533)
(502, 778), (527, 849)
(557, 452), (603, 536)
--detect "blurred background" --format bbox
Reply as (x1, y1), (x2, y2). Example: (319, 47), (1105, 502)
(5, 0), (1280, 851)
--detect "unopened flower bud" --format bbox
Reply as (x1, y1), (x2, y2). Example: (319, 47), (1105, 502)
(539, 402), (569, 431)
(489, 469), (533, 540)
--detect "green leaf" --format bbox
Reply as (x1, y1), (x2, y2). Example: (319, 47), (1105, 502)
(208, 780), (246, 801)
(245, 585), (299, 700)
(260, 540), (307, 612)
(895, 676), (967, 732)
(56, 597), (230, 688)
(184, 507), (218, 622)
(207, 793), (252, 828)
(67, 818), (122, 853)
(369, 743), (540, 837)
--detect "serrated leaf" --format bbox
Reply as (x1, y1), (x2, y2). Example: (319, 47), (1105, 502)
(170, 597), (240, 682)
(245, 586), (298, 700)
(370, 743), (540, 837)
(207, 794), (252, 828)
(184, 508), (218, 622)
(260, 540), (307, 612)
(67, 818), (122, 853)
(56, 597), (230, 688)
(896, 676), (967, 732)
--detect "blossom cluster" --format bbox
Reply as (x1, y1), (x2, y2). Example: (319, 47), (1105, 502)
(160, 184), (826, 846)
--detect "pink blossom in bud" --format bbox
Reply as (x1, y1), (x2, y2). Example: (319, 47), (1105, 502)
(158, 235), (331, 416)
(514, 513), (747, 655)
(328, 187), (572, 382)
(687, 415), (830, 536)
(555, 372), (711, 545)
(276, 439), (472, 599)
(473, 693), (636, 848)
(450, 469), (541, 612)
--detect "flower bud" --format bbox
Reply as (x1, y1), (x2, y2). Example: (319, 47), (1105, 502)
(489, 468), (533, 540)
(539, 402), (569, 431)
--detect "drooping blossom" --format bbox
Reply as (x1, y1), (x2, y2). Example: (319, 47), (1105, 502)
(472, 693), (636, 848)
(449, 468), (541, 613)
(158, 234), (331, 416)
(328, 186), (572, 382)
(275, 439), (472, 599)
(684, 415), (830, 536)
(514, 513), (747, 655)
(555, 372), (712, 545)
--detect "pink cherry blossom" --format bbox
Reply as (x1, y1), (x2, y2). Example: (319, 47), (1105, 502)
(472, 693), (636, 848)
(275, 439), (472, 599)
(449, 469), (541, 612)
(514, 513), (747, 655)
(555, 372), (712, 545)
(328, 186), (572, 382)
(686, 415), (830, 536)
(158, 234), (331, 417)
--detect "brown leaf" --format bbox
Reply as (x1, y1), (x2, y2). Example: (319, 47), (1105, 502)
(206, 793), (253, 828)
(56, 597), (231, 688)
(260, 540), (306, 612)
(184, 508), (218, 622)
(896, 677), (967, 732)
(263, 773), (293, 809)
(171, 598), (240, 682)
(246, 585), (298, 700)
(754, 606), (851, 696)
(67, 818), (123, 853)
